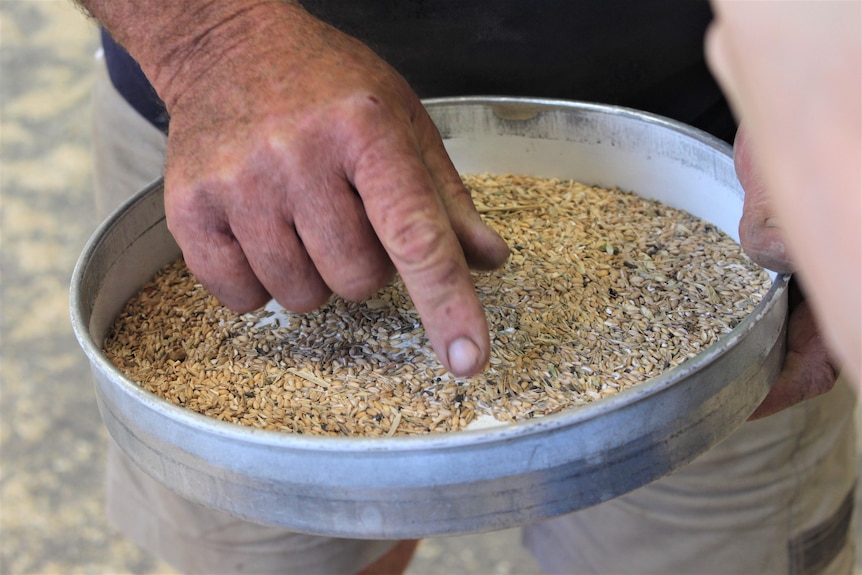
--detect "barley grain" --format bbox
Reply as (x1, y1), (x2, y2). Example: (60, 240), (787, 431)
(103, 174), (772, 437)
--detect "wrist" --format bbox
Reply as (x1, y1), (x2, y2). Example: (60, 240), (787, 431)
(82, 0), (304, 110)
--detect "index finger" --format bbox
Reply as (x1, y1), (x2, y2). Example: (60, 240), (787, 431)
(351, 131), (490, 377)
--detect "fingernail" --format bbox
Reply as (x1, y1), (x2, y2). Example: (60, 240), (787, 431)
(448, 337), (482, 376)
(765, 217), (781, 228)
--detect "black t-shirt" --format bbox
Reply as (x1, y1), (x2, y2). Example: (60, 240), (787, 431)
(103, 0), (735, 142)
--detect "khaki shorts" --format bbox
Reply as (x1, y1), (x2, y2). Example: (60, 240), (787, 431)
(93, 53), (858, 575)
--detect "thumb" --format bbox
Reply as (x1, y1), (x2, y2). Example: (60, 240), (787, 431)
(735, 126), (794, 273)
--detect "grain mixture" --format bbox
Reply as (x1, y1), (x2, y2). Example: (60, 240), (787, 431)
(103, 174), (772, 437)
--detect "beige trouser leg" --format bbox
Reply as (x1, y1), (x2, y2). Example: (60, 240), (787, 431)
(523, 376), (857, 575)
(92, 52), (397, 575)
(91, 54), (167, 220)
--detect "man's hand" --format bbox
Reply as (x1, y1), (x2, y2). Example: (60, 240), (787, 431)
(707, 0), (861, 387)
(735, 128), (838, 419)
(83, 0), (509, 376)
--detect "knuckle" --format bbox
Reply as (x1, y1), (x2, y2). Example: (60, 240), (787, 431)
(333, 93), (413, 150)
(166, 181), (223, 226)
(334, 93), (389, 129)
(385, 215), (451, 269)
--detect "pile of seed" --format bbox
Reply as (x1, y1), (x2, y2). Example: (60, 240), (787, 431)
(103, 174), (772, 437)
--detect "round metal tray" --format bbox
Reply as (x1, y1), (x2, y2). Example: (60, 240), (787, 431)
(71, 97), (788, 539)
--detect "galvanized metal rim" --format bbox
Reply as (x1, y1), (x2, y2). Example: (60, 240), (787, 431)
(70, 97), (790, 454)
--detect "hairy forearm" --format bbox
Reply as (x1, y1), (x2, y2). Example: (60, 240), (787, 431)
(74, 0), (302, 107)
